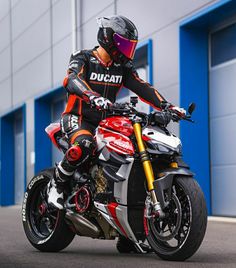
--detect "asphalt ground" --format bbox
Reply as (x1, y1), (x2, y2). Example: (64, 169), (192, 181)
(0, 206), (236, 268)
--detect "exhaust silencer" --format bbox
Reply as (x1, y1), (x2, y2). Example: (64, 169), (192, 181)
(66, 211), (101, 238)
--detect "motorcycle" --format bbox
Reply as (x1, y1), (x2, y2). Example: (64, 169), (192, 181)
(22, 97), (207, 261)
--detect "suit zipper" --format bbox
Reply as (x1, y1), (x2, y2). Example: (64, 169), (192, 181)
(102, 66), (109, 120)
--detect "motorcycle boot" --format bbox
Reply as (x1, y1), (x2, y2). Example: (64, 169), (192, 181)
(47, 161), (74, 210)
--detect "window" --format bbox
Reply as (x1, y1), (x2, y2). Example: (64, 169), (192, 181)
(117, 41), (152, 113)
(211, 22), (236, 66)
(51, 98), (66, 165)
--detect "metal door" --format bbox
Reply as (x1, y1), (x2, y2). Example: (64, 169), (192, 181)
(14, 115), (24, 204)
(51, 99), (65, 165)
(117, 43), (150, 113)
(209, 22), (236, 216)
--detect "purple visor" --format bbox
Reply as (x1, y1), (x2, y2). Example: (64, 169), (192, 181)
(113, 33), (138, 59)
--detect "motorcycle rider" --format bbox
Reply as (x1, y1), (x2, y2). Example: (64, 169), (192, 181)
(47, 15), (185, 209)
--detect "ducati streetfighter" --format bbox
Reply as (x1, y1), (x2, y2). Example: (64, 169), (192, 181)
(22, 97), (207, 261)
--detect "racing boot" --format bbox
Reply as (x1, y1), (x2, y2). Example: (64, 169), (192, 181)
(47, 162), (74, 210)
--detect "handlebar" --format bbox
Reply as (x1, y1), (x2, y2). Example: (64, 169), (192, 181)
(107, 102), (194, 127)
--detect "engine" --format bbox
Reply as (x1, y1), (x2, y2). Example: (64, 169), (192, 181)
(65, 167), (117, 239)
(66, 167), (108, 214)
(74, 186), (91, 213)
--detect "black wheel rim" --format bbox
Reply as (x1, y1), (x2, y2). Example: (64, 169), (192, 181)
(148, 182), (192, 253)
(150, 192), (182, 242)
(28, 179), (59, 239)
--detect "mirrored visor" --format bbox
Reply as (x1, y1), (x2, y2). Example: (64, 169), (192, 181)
(113, 33), (138, 59)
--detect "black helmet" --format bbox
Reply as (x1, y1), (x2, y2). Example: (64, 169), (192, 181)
(97, 15), (138, 64)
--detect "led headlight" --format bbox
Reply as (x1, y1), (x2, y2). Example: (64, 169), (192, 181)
(176, 143), (182, 155)
(158, 144), (171, 153)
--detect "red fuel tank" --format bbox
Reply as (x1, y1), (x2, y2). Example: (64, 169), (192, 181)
(97, 116), (134, 155)
(99, 116), (133, 136)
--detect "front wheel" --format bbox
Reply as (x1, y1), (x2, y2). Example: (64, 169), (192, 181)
(22, 168), (75, 252)
(145, 176), (207, 261)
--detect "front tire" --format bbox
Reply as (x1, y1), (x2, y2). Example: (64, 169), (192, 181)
(145, 176), (207, 261)
(22, 168), (75, 252)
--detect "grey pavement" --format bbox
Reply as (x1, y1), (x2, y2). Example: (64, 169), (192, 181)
(0, 206), (236, 268)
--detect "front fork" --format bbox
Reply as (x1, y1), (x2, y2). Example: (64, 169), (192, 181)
(133, 122), (164, 217)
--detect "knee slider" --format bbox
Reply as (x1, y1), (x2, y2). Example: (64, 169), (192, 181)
(73, 135), (95, 154)
(66, 146), (82, 163)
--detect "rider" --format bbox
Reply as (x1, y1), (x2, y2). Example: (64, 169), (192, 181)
(47, 15), (185, 209)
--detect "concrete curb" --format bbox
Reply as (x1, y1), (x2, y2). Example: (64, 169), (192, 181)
(208, 216), (236, 223)
(0, 205), (22, 209)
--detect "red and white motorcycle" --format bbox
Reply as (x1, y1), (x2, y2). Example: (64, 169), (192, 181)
(22, 98), (207, 261)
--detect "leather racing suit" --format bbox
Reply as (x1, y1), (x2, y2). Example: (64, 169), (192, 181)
(57, 47), (167, 181)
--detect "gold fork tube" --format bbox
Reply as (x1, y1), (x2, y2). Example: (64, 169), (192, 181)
(133, 122), (155, 191)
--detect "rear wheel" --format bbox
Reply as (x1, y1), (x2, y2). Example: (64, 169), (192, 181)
(145, 176), (207, 261)
(22, 168), (75, 252)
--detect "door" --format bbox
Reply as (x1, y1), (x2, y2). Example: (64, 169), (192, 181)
(209, 22), (236, 216)
(51, 98), (65, 165)
(14, 114), (25, 204)
(117, 43), (150, 113)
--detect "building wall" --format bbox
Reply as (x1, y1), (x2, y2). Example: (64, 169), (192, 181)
(0, 0), (218, 185)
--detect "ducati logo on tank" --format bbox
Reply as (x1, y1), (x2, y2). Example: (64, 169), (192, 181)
(90, 72), (122, 84)
(111, 140), (132, 151)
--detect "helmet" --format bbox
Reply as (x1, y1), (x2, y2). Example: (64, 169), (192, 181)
(97, 15), (138, 64)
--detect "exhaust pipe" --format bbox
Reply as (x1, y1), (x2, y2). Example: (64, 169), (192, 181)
(66, 211), (101, 238)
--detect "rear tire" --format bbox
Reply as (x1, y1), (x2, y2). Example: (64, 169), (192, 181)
(22, 168), (75, 252)
(146, 176), (207, 261)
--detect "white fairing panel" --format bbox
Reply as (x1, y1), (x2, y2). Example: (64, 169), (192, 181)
(115, 205), (138, 242)
(113, 158), (134, 205)
(94, 201), (137, 242)
(94, 127), (106, 151)
(94, 202), (118, 230)
(142, 126), (181, 149)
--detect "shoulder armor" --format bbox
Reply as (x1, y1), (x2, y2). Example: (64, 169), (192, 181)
(72, 50), (82, 57)
(124, 60), (134, 69)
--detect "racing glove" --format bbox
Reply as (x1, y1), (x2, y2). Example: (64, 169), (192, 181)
(170, 106), (186, 117)
(161, 101), (186, 117)
(89, 95), (112, 111)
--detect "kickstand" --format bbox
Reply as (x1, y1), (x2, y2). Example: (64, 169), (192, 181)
(134, 242), (154, 254)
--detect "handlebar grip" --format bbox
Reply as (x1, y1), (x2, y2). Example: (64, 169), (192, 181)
(153, 111), (172, 126)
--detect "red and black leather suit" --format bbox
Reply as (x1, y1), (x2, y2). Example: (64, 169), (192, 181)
(58, 47), (166, 180)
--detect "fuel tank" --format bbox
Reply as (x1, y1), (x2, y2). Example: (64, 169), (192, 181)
(95, 116), (134, 155)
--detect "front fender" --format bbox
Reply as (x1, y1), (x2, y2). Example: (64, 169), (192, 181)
(153, 168), (194, 209)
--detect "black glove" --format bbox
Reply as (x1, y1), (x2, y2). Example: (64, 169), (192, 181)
(161, 101), (187, 117)
(153, 111), (172, 126)
(169, 106), (186, 117)
(89, 95), (112, 110)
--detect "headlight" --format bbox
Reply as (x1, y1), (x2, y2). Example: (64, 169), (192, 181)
(146, 139), (181, 155)
(176, 144), (182, 155)
(146, 140), (171, 153)
(158, 144), (171, 153)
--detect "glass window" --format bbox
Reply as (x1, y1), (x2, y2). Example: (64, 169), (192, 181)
(51, 98), (66, 165)
(117, 43), (150, 113)
(15, 115), (23, 134)
(211, 22), (236, 66)
(14, 113), (24, 204)
(52, 99), (65, 122)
